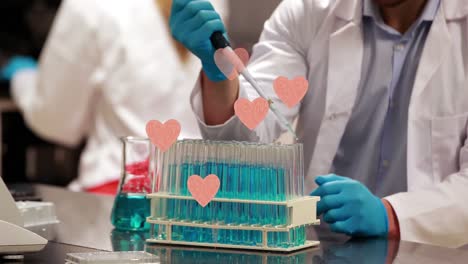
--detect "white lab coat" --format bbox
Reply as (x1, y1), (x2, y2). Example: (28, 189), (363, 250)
(12, 0), (228, 190)
(191, 0), (468, 248)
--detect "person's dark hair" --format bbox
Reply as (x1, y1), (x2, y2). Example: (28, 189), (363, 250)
(0, 0), (61, 59)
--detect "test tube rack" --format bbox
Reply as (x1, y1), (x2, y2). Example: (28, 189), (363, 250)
(146, 140), (321, 252)
(146, 195), (320, 251)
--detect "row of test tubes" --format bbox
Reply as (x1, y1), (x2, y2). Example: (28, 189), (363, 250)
(152, 198), (288, 226)
(151, 224), (307, 249)
(153, 140), (305, 201)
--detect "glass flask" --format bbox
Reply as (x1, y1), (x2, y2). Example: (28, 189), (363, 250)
(111, 137), (152, 231)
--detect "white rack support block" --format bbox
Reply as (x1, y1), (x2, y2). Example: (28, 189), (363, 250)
(288, 197), (319, 226)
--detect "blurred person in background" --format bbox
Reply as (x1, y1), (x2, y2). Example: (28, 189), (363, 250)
(0, 0), (63, 184)
(2, 0), (228, 194)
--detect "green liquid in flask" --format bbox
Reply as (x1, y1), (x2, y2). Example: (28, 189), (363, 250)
(111, 193), (150, 231)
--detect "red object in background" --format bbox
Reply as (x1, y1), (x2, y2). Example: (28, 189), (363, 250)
(86, 158), (151, 196)
(86, 180), (119, 196)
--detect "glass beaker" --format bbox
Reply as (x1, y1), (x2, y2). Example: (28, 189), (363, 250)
(111, 137), (152, 231)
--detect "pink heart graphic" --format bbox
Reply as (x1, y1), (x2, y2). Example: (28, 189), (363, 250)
(145, 119), (181, 152)
(234, 98), (269, 130)
(187, 174), (220, 207)
(214, 48), (250, 80)
(274, 76), (309, 108)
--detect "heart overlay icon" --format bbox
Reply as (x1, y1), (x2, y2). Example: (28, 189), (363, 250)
(274, 76), (309, 108)
(145, 119), (181, 152)
(187, 174), (220, 207)
(214, 48), (250, 80)
(234, 98), (269, 130)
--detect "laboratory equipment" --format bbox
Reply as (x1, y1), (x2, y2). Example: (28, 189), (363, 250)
(65, 251), (159, 264)
(111, 137), (152, 231)
(16, 201), (60, 240)
(211, 32), (298, 139)
(0, 176), (47, 254)
(146, 140), (320, 251)
(16, 201), (59, 228)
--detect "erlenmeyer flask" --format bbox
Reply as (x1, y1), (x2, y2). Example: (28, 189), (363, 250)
(111, 137), (152, 231)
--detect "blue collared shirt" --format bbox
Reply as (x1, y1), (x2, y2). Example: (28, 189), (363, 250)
(331, 0), (440, 197)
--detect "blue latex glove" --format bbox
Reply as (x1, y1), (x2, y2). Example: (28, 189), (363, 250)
(170, 0), (227, 82)
(310, 174), (388, 237)
(1, 56), (38, 81)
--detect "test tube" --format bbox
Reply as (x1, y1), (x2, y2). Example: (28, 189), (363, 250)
(200, 143), (209, 224)
(282, 145), (288, 200)
(291, 144), (299, 199)
(179, 141), (186, 196)
(216, 142), (225, 197)
(272, 145), (279, 190)
(230, 143), (239, 226)
(149, 145), (157, 194)
(186, 141), (195, 196)
(173, 139), (182, 223)
(216, 141), (221, 197)
(298, 144), (305, 196)
(172, 143), (179, 194)
(164, 145), (171, 194)
(159, 148), (167, 193)
(174, 141), (181, 195)
(265, 145), (273, 202)
(153, 148), (161, 193)
(291, 144), (297, 198)
(281, 145), (290, 201)
(241, 144), (252, 243)
(167, 146), (175, 219)
(175, 140), (187, 223)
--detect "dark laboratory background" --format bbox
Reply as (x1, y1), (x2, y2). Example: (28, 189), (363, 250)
(0, 0), (282, 186)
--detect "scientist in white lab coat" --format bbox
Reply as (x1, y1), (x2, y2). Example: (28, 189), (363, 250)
(1, 0), (227, 194)
(170, 0), (468, 248)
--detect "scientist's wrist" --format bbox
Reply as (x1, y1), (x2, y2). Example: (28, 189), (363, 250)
(382, 199), (400, 240)
(201, 72), (239, 125)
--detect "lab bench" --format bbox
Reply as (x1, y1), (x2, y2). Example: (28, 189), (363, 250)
(4, 184), (468, 264)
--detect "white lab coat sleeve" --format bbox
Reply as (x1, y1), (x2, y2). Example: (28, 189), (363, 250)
(191, 0), (313, 143)
(385, 134), (468, 248)
(191, 78), (259, 141)
(11, 0), (100, 147)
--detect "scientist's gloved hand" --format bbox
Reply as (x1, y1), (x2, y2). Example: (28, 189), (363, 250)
(310, 174), (388, 237)
(170, 0), (227, 82)
(1, 56), (37, 81)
